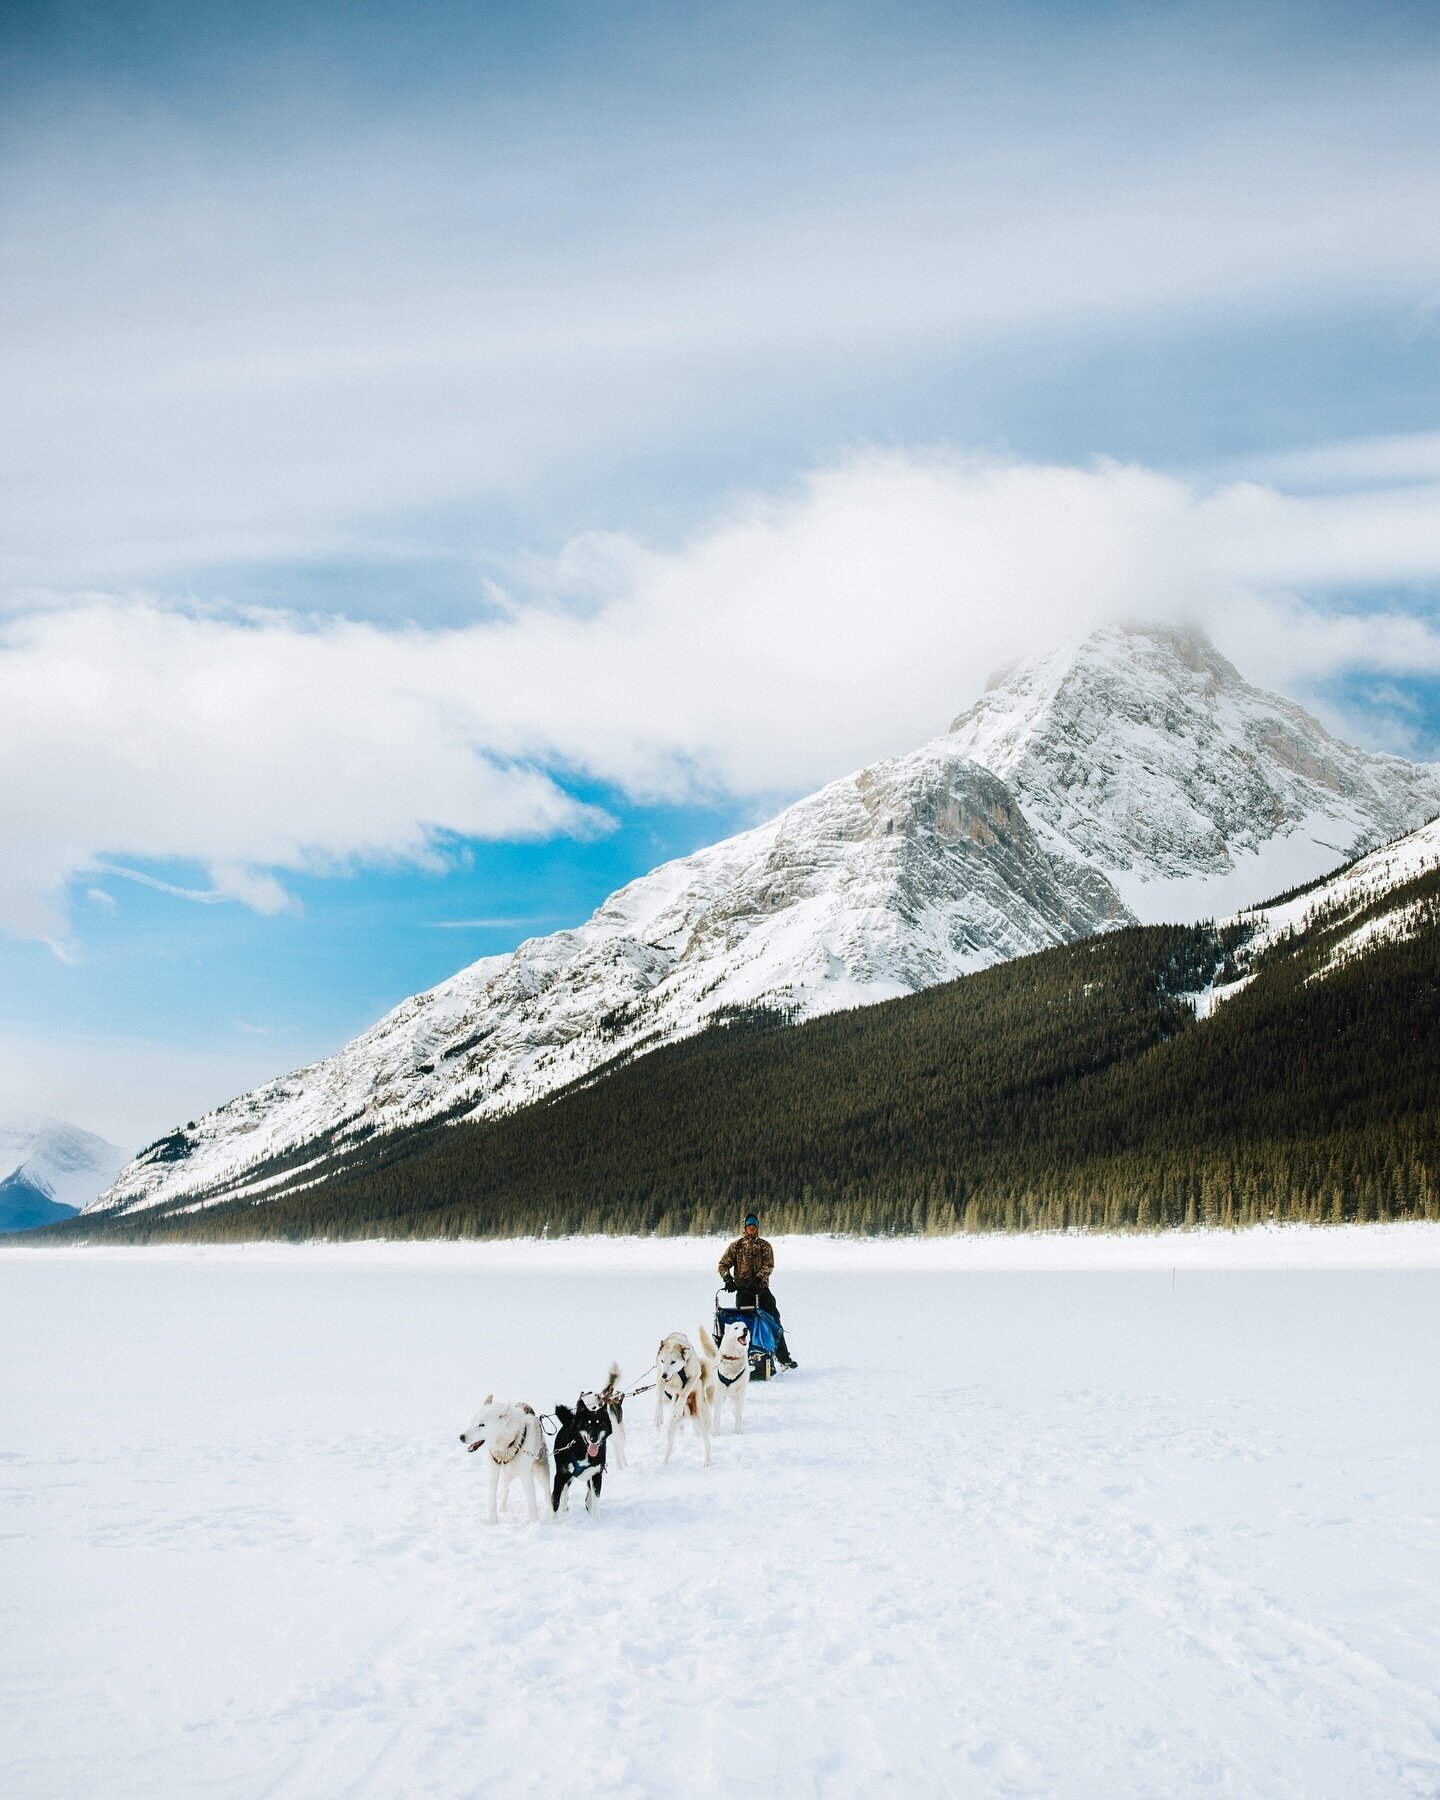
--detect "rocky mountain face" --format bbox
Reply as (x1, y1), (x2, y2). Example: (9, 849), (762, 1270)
(0, 1118), (128, 1232)
(950, 625), (1440, 920)
(91, 623), (1440, 1219)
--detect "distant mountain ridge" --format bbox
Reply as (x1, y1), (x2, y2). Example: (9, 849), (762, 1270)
(91, 621), (1440, 1220)
(0, 1119), (128, 1232)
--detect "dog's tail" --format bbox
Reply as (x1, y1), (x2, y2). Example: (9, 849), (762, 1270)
(697, 1324), (718, 1370)
(606, 1359), (621, 1391)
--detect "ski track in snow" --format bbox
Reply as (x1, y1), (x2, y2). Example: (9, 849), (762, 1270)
(4, 1235), (1440, 1799)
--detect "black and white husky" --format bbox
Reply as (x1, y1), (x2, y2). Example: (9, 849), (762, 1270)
(459, 1397), (551, 1525)
(714, 1318), (751, 1433)
(550, 1393), (614, 1517)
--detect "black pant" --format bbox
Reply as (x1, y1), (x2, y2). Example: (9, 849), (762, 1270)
(736, 1285), (792, 1360)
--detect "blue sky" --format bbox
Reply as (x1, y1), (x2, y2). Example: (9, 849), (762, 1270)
(3, 0), (1440, 1143)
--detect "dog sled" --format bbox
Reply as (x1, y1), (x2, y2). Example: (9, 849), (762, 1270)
(714, 1286), (780, 1382)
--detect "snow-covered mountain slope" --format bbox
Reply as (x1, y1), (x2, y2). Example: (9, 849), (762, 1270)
(1188, 814), (1440, 1019)
(951, 624), (1440, 921)
(1241, 813), (1440, 948)
(0, 1118), (128, 1232)
(93, 623), (1440, 1218)
(96, 753), (1130, 1216)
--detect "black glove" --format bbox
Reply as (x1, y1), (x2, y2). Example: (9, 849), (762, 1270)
(723, 1276), (735, 1292)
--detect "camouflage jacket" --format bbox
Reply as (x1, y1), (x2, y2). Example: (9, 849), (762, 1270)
(718, 1233), (774, 1288)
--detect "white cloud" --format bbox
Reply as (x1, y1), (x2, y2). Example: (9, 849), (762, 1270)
(1201, 480), (1440, 590)
(0, 599), (608, 940)
(1240, 431), (1440, 491)
(4, 444), (1440, 944)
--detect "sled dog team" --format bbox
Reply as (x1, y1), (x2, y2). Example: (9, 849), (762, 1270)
(459, 1318), (754, 1524)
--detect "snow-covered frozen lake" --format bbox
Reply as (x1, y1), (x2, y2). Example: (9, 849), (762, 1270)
(4, 1229), (1440, 1799)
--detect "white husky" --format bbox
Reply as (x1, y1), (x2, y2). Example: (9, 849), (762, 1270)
(654, 1328), (718, 1466)
(459, 1397), (551, 1524)
(714, 1318), (751, 1433)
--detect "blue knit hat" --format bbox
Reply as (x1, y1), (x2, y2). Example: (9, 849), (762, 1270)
(744, 1212), (759, 1227)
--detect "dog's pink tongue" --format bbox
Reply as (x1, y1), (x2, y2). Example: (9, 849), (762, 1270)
(586, 1443), (600, 1459)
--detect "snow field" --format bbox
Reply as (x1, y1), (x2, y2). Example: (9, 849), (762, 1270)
(3, 1236), (1440, 1798)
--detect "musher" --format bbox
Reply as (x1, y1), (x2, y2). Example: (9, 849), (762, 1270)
(718, 1211), (798, 1370)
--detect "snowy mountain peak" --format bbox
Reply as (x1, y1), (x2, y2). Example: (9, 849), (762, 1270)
(949, 622), (1440, 920)
(92, 622), (1440, 1219)
(953, 623), (1236, 765)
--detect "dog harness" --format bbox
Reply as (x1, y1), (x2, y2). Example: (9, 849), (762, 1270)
(560, 1440), (603, 1481)
(489, 1422), (529, 1465)
(716, 1359), (747, 1388)
(660, 1365), (691, 1394)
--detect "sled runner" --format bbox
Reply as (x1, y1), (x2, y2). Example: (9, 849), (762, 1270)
(714, 1286), (780, 1381)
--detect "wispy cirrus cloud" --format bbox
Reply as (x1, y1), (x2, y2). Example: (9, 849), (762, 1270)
(1240, 431), (1440, 491)
(3, 11), (1440, 596)
(92, 862), (279, 909)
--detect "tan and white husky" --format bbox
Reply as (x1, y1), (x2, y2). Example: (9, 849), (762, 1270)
(654, 1328), (718, 1466)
